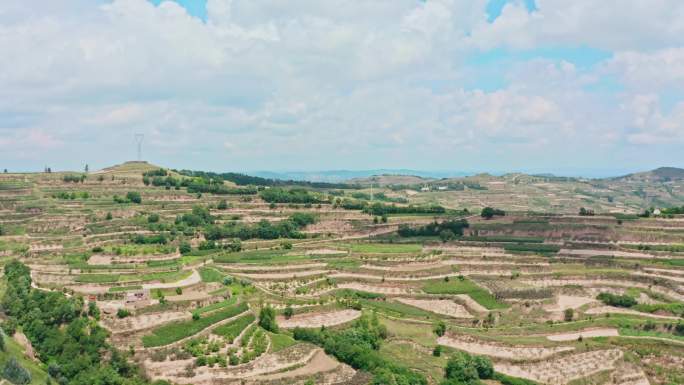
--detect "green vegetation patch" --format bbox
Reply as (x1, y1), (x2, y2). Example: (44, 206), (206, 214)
(349, 243), (422, 254)
(143, 302), (248, 347)
(422, 278), (507, 310)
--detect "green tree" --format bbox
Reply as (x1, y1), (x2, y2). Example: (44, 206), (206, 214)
(433, 321), (446, 337)
(443, 352), (479, 384)
(126, 191), (142, 204)
(433, 345), (442, 357)
(148, 213), (160, 223)
(258, 306), (278, 332)
(439, 229), (455, 242)
(217, 200), (228, 210)
(564, 308), (574, 322)
(88, 301), (100, 320)
(284, 305), (294, 319)
(179, 241), (191, 254)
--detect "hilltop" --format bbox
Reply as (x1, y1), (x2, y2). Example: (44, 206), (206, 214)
(614, 167), (684, 182)
(92, 161), (170, 178)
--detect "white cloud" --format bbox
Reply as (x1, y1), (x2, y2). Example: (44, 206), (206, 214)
(0, 0), (682, 171)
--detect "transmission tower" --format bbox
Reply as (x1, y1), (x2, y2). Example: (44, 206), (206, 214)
(134, 134), (144, 161)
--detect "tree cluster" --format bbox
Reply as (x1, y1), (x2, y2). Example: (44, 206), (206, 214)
(293, 314), (426, 385)
(1, 261), (164, 385)
(480, 207), (505, 219)
(259, 188), (324, 204)
(398, 219), (469, 238)
(363, 202), (446, 216)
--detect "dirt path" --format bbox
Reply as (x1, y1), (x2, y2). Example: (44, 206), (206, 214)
(546, 328), (619, 342)
(14, 331), (36, 360)
(143, 269), (200, 290)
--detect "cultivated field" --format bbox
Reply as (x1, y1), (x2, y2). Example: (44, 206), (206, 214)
(0, 162), (683, 385)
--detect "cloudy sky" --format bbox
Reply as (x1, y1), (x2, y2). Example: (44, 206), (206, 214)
(1, 0), (683, 176)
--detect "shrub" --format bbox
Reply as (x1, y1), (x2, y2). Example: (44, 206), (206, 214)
(2, 358), (31, 385)
(117, 308), (131, 319)
(284, 305), (294, 319)
(564, 308), (574, 322)
(433, 345), (442, 357)
(481, 207), (505, 219)
(597, 292), (637, 308)
(148, 213), (160, 223)
(179, 242), (191, 254)
(126, 191), (142, 204)
(259, 306), (278, 333)
(433, 321), (446, 337)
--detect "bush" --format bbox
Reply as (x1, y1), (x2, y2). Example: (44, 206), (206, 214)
(117, 308), (131, 319)
(1, 320), (17, 336)
(444, 352), (479, 384)
(398, 219), (469, 238)
(259, 306), (278, 332)
(126, 191), (142, 204)
(564, 308), (574, 322)
(179, 241), (192, 254)
(148, 213), (160, 223)
(433, 321), (446, 337)
(481, 207), (505, 219)
(217, 200), (228, 210)
(597, 292), (637, 308)
(433, 345), (442, 357)
(2, 358), (31, 385)
(284, 305), (294, 319)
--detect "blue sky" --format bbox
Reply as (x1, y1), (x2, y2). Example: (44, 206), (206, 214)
(0, 0), (683, 175)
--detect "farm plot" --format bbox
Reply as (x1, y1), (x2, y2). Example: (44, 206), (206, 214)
(145, 343), (319, 385)
(103, 311), (191, 334)
(494, 349), (624, 385)
(546, 328), (619, 342)
(437, 334), (573, 361)
(142, 302), (249, 347)
(584, 305), (682, 320)
(337, 282), (416, 295)
(277, 309), (362, 329)
(395, 298), (472, 318)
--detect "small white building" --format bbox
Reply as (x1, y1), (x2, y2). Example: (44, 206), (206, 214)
(420, 186), (430, 192)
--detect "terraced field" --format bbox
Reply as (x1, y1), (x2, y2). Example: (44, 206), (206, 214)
(0, 162), (683, 385)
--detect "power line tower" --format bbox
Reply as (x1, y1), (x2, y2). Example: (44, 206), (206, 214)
(134, 134), (144, 161)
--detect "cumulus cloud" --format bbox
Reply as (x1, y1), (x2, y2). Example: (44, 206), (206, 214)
(0, 0), (682, 172)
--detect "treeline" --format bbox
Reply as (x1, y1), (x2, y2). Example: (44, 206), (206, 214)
(662, 206), (684, 215)
(204, 212), (316, 241)
(62, 174), (87, 183)
(293, 314), (427, 385)
(259, 188), (325, 204)
(398, 219), (469, 238)
(1, 261), (165, 385)
(143, 174), (257, 195)
(363, 202), (447, 216)
(177, 170), (359, 189)
(350, 192), (408, 204)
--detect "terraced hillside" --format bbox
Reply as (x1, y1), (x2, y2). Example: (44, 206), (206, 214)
(0, 162), (682, 385)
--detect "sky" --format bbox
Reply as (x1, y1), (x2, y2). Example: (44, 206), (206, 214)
(0, 0), (683, 176)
